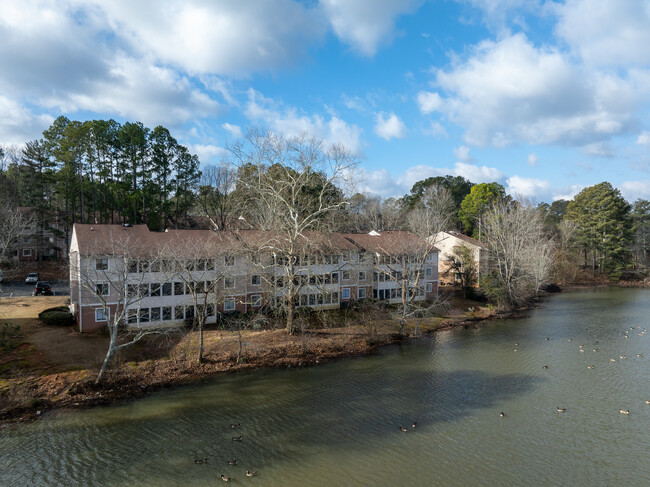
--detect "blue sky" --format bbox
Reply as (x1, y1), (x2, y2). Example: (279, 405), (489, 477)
(2, 0), (650, 204)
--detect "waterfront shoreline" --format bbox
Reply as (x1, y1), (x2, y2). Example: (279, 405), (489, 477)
(1, 296), (533, 426)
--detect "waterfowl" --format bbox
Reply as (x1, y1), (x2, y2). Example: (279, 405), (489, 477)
(557, 407), (566, 413)
(637, 354), (644, 358)
(568, 338), (573, 342)
(412, 422), (417, 429)
(542, 365), (549, 369)
(232, 435), (243, 441)
(230, 423), (240, 428)
(645, 400), (650, 405)
(620, 355), (627, 359)
(610, 358), (616, 362)
(499, 412), (505, 417)
(220, 474), (231, 482)
(228, 459), (238, 465)
(587, 365), (595, 369)
(247, 470), (258, 477)
(400, 426), (408, 432)
(513, 348), (519, 352)
(545, 337), (550, 341)
(579, 349), (585, 352)
(592, 348), (598, 352)
(194, 458), (208, 464)
(619, 409), (630, 415)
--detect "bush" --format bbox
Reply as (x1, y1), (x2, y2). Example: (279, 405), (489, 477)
(38, 306), (74, 327)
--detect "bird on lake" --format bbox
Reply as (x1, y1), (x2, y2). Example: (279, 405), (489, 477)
(543, 365), (549, 369)
(220, 474), (230, 482)
(587, 365), (595, 369)
(400, 426), (408, 432)
(545, 337), (550, 341)
(645, 400), (650, 405)
(610, 358), (616, 362)
(500, 412), (505, 417)
(412, 422), (417, 429)
(568, 338), (573, 342)
(637, 354), (644, 358)
(557, 407), (566, 413)
(194, 458), (208, 464)
(619, 409), (630, 415)
(230, 423), (240, 428)
(232, 435), (243, 441)
(228, 459), (238, 465)
(247, 470), (258, 477)
(620, 355), (627, 359)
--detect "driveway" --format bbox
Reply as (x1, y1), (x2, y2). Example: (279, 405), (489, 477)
(0, 281), (70, 297)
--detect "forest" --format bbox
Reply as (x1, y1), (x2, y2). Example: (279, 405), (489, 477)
(2, 118), (650, 291)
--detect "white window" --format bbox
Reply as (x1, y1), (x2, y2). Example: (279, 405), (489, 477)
(425, 267), (432, 277)
(22, 249), (32, 257)
(96, 258), (108, 270)
(358, 288), (366, 299)
(358, 271), (366, 281)
(251, 294), (262, 307)
(224, 277), (235, 289)
(342, 288), (351, 299)
(224, 298), (236, 311)
(251, 275), (261, 286)
(426, 282), (433, 293)
(95, 308), (108, 322)
(96, 282), (109, 296)
(342, 270), (351, 280)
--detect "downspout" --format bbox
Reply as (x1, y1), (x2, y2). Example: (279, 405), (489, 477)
(78, 255), (84, 333)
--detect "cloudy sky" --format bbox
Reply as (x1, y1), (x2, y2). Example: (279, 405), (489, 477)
(2, 0), (650, 203)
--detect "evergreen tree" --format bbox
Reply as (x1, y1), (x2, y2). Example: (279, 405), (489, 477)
(565, 182), (633, 276)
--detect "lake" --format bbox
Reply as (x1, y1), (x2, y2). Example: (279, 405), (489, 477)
(1, 288), (649, 486)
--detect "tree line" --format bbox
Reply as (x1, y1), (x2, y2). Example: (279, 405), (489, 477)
(2, 121), (649, 285)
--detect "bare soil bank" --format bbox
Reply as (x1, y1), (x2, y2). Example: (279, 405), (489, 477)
(0, 294), (516, 426)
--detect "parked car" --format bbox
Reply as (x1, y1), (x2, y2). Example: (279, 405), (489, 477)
(25, 272), (40, 284)
(33, 281), (54, 296)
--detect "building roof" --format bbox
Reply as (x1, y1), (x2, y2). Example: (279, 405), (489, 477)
(342, 231), (437, 255)
(435, 231), (488, 250)
(72, 224), (368, 257)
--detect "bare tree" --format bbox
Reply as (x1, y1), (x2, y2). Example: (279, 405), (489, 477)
(226, 129), (358, 333)
(164, 234), (236, 363)
(443, 243), (478, 298)
(71, 232), (175, 384)
(482, 202), (555, 308)
(198, 163), (237, 230)
(0, 204), (35, 273)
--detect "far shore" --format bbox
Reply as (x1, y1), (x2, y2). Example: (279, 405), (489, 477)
(0, 286), (595, 426)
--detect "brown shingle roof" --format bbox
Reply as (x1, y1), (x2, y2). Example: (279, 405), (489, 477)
(441, 231), (488, 249)
(342, 231), (436, 255)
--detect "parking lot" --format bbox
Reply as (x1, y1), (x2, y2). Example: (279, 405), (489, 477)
(0, 281), (70, 297)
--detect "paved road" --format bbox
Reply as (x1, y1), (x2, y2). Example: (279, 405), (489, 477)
(0, 281), (70, 297)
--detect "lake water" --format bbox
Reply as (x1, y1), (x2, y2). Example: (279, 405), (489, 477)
(1, 288), (649, 486)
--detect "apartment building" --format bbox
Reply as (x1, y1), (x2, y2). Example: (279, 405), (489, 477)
(70, 224), (438, 332)
(433, 231), (489, 287)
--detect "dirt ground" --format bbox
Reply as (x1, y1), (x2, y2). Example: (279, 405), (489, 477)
(0, 293), (497, 425)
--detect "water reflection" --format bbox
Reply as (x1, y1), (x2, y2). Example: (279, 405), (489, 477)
(1, 288), (649, 487)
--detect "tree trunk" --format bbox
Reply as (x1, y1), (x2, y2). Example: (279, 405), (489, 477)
(198, 322), (204, 364)
(96, 335), (117, 384)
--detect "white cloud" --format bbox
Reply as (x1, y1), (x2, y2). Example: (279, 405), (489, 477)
(506, 175), (551, 199)
(527, 153), (538, 166)
(358, 161), (505, 199)
(553, 185), (585, 201)
(432, 33), (639, 147)
(0, 96), (54, 145)
(244, 89), (363, 153)
(89, 0), (326, 76)
(458, 0), (542, 33)
(191, 144), (226, 165)
(453, 145), (473, 162)
(417, 91), (443, 114)
(320, 0), (423, 56)
(424, 121), (449, 138)
(620, 180), (650, 201)
(374, 112), (407, 140)
(221, 123), (242, 139)
(582, 142), (613, 157)
(555, 0), (650, 67)
(637, 131), (650, 147)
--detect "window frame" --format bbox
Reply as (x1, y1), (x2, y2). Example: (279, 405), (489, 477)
(95, 308), (108, 322)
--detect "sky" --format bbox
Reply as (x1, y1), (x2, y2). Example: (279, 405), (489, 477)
(2, 0), (650, 204)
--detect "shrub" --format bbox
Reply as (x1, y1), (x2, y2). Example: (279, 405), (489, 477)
(38, 306), (74, 327)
